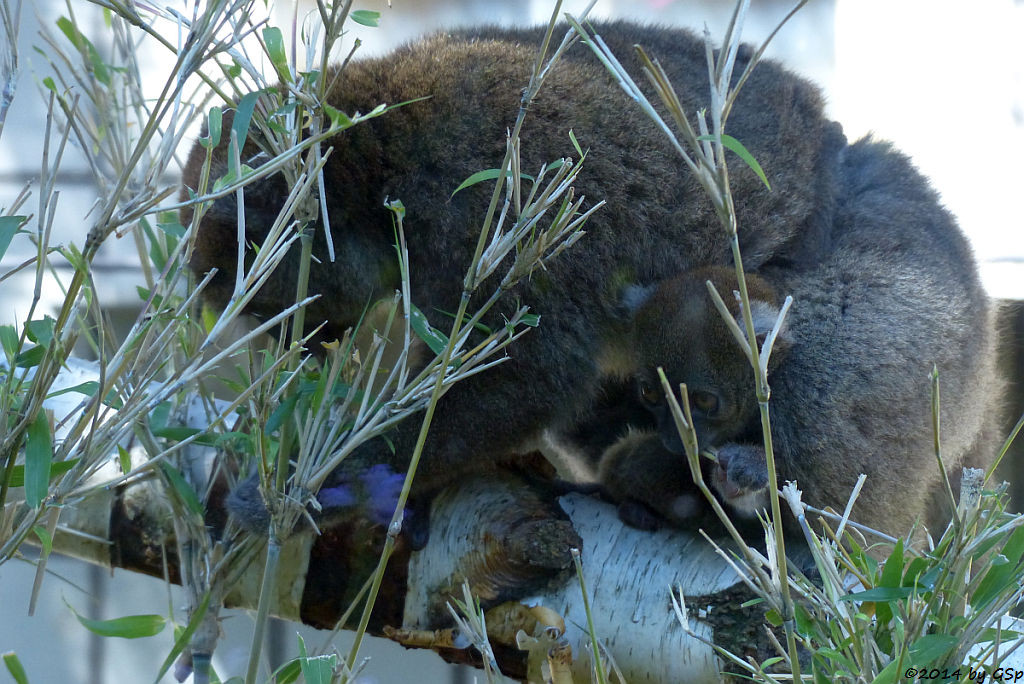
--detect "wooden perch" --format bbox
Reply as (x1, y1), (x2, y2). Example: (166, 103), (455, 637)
(8, 356), (778, 682)
(34, 456), (764, 682)
(15, 358), (1024, 682)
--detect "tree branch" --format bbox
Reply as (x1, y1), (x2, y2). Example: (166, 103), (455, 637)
(6, 358), (773, 682)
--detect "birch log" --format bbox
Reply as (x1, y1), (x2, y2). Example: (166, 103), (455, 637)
(5, 356), (782, 682)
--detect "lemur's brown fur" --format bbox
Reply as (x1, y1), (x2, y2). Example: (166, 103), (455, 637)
(183, 23), (996, 542)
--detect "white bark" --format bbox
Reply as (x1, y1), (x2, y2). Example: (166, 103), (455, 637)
(9, 355), (751, 680)
(407, 480), (739, 683)
(21, 357), (1024, 683)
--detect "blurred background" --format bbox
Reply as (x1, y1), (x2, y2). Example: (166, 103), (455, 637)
(1, 1), (1021, 682)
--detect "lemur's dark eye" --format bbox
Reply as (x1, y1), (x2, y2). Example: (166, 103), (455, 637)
(638, 380), (660, 406)
(690, 390), (720, 416)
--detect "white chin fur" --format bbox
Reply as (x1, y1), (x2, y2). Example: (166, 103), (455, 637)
(725, 488), (769, 518)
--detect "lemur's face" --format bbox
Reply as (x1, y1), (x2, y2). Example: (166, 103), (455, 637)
(631, 269), (771, 455)
(633, 341), (757, 456)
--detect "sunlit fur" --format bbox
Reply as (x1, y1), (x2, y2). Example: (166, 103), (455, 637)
(182, 23), (994, 541)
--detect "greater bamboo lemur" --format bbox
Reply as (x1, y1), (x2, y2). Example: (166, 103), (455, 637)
(183, 22), (996, 545)
(602, 207), (998, 544)
(597, 267), (784, 531)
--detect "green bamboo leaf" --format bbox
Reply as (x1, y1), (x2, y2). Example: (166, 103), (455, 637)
(69, 606), (165, 639)
(153, 426), (202, 442)
(811, 660), (830, 684)
(901, 556), (931, 589)
(977, 626), (1023, 641)
(793, 601), (815, 637)
(297, 635), (337, 684)
(696, 133), (771, 190)
(2, 652), (28, 684)
(973, 524), (1024, 608)
(55, 17), (110, 86)
(569, 129), (584, 158)
(149, 401), (171, 432)
(871, 537), (905, 625)
(908, 633), (958, 666)
(158, 462), (204, 516)
(46, 381), (98, 400)
(232, 91), (260, 143)
(323, 103), (354, 130)
(878, 537), (905, 587)
(25, 317), (55, 346)
(350, 10), (381, 26)
(262, 27), (291, 83)
(156, 212), (186, 238)
(432, 307), (491, 335)
(228, 90), (262, 172)
(410, 305), (448, 354)
(325, 96), (426, 134)
(273, 659), (302, 684)
(0, 324), (18, 357)
(32, 525), (53, 556)
(869, 660), (901, 684)
(813, 648), (856, 673)
(719, 134), (769, 189)
(117, 445), (131, 474)
(86, 42), (110, 86)
(155, 593), (209, 681)
(24, 412), (53, 508)
(7, 459), (79, 487)
(451, 168), (535, 198)
(46, 381), (120, 409)
(210, 164), (256, 192)
(62, 243), (87, 273)
(520, 314), (540, 328)
(14, 345), (45, 369)
(201, 305), (218, 334)
(0, 215), (27, 261)
(265, 392), (300, 435)
(55, 16), (84, 50)
(202, 106), (222, 149)
(135, 218), (163, 275)
(451, 168), (502, 195)
(840, 586), (913, 602)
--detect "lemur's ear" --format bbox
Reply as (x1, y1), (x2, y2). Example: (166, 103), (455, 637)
(622, 283), (657, 315)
